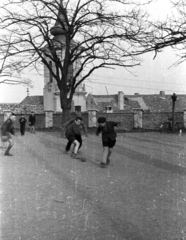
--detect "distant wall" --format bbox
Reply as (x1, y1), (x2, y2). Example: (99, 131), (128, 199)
(0, 111), (184, 132)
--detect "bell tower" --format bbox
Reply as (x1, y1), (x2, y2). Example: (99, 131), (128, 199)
(43, 0), (86, 113)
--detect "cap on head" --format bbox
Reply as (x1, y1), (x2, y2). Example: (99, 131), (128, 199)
(97, 117), (106, 123)
(75, 117), (82, 121)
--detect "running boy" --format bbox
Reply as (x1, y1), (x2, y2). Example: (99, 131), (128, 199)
(65, 117), (86, 159)
(96, 117), (119, 168)
(1, 112), (16, 156)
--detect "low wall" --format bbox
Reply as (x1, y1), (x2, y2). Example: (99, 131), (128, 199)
(97, 112), (134, 130)
(0, 111), (184, 131)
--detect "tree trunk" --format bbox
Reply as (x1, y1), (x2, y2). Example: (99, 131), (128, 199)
(60, 108), (71, 138)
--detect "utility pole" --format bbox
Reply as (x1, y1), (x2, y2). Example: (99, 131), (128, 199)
(171, 93), (177, 132)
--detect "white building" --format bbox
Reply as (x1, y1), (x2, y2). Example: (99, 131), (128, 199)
(43, 2), (86, 114)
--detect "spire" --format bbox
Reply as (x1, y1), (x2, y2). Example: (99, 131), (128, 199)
(50, 0), (67, 36)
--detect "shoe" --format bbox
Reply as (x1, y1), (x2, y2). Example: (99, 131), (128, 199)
(4, 153), (13, 156)
(71, 153), (77, 158)
(100, 162), (106, 168)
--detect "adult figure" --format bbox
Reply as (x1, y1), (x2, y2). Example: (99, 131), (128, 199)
(1, 112), (16, 156)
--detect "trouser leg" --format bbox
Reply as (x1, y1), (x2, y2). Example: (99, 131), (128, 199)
(65, 141), (72, 152)
(5, 139), (14, 155)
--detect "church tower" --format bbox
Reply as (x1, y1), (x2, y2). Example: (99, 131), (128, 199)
(43, 0), (86, 113)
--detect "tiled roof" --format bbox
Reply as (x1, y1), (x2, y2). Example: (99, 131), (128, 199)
(91, 94), (138, 112)
(142, 95), (186, 112)
(90, 93), (186, 112)
(20, 96), (43, 105)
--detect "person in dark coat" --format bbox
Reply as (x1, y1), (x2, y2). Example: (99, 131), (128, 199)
(1, 112), (16, 156)
(19, 114), (27, 136)
(29, 111), (36, 133)
(63, 117), (87, 154)
(64, 117), (86, 159)
(96, 117), (119, 167)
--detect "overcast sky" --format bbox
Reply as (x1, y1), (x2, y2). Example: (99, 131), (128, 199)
(0, 0), (185, 103)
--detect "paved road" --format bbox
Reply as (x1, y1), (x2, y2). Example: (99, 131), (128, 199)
(0, 130), (186, 240)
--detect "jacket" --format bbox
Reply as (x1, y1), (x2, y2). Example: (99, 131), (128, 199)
(66, 122), (82, 137)
(96, 121), (118, 141)
(1, 119), (15, 136)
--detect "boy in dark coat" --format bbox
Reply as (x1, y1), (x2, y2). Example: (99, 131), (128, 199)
(96, 117), (119, 167)
(19, 114), (27, 136)
(63, 117), (87, 154)
(29, 111), (36, 133)
(64, 117), (86, 160)
(1, 112), (16, 156)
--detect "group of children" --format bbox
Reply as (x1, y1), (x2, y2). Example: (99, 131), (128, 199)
(19, 112), (36, 135)
(1, 113), (119, 168)
(63, 116), (119, 167)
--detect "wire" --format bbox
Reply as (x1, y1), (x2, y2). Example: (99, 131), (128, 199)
(85, 80), (186, 93)
(87, 75), (186, 86)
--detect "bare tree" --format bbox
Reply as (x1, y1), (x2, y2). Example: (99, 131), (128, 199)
(0, 34), (33, 87)
(0, 0), (154, 124)
(142, 0), (186, 64)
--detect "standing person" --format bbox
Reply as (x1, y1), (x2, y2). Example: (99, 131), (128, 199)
(1, 112), (16, 156)
(63, 116), (88, 154)
(96, 117), (119, 168)
(65, 117), (86, 160)
(19, 114), (27, 136)
(29, 111), (36, 133)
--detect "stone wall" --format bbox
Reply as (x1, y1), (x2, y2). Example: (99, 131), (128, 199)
(143, 112), (183, 130)
(97, 112), (134, 130)
(0, 111), (184, 131)
(0, 114), (45, 131)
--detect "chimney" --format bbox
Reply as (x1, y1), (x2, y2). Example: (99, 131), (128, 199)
(160, 91), (165, 98)
(118, 91), (124, 110)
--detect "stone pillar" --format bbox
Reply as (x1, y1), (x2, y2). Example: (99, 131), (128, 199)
(134, 109), (143, 128)
(118, 91), (124, 110)
(45, 111), (54, 128)
(183, 110), (186, 128)
(88, 109), (98, 128)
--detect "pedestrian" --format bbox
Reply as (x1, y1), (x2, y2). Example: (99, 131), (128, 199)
(29, 111), (36, 133)
(1, 112), (16, 156)
(19, 114), (27, 136)
(64, 117), (86, 159)
(96, 117), (119, 168)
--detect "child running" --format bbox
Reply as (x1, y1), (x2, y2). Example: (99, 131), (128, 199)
(96, 117), (119, 168)
(64, 117), (87, 160)
(1, 112), (16, 156)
